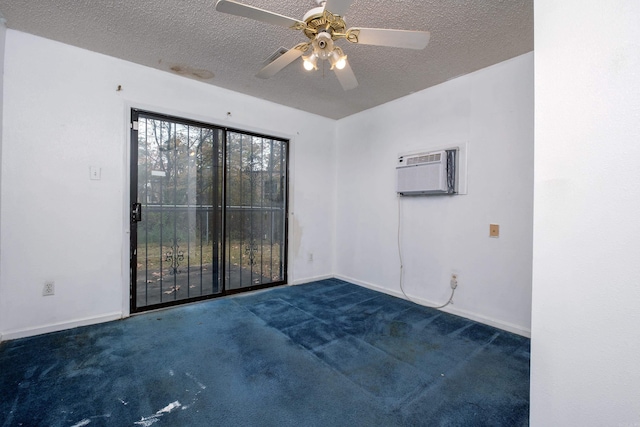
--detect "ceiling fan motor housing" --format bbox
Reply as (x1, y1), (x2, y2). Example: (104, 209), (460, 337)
(303, 7), (347, 41)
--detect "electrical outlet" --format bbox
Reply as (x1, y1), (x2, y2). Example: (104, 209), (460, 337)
(450, 274), (458, 289)
(308, 253), (314, 262)
(43, 281), (55, 296)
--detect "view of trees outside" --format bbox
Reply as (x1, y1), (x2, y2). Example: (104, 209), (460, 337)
(226, 131), (286, 289)
(133, 114), (287, 309)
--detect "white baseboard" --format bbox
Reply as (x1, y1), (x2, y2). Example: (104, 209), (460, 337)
(0, 312), (123, 342)
(291, 274), (334, 286)
(334, 274), (531, 338)
(0, 276), (530, 341)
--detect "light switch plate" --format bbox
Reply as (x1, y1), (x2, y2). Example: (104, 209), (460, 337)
(90, 166), (101, 180)
(490, 224), (500, 238)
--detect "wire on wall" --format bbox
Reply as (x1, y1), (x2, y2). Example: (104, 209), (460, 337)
(397, 195), (411, 302)
(397, 195), (456, 309)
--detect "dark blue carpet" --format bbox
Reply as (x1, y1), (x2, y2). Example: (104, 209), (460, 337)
(0, 279), (530, 426)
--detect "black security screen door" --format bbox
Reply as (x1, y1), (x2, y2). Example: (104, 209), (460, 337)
(130, 110), (288, 312)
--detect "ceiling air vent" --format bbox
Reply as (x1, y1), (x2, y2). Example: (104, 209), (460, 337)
(263, 47), (289, 65)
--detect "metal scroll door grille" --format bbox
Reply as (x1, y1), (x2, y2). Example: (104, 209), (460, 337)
(130, 111), (288, 312)
(225, 131), (287, 291)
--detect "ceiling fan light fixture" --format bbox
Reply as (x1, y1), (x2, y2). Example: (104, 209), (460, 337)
(313, 32), (334, 59)
(329, 48), (347, 70)
(302, 52), (318, 71)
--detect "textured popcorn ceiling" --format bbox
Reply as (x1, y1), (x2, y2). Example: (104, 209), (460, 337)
(0, 0), (533, 119)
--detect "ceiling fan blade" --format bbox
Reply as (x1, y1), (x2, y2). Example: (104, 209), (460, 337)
(334, 60), (358, 91)
(215, 0), (306, 30)
(256, 43), (309, 79)
(323, 0), (354, 17)
(347, 28), (430, 50)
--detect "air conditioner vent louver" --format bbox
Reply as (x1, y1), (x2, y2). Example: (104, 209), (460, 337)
(406, 153), (441, 165)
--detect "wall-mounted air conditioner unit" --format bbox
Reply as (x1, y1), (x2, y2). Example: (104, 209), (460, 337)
(396, 149), (457, 196)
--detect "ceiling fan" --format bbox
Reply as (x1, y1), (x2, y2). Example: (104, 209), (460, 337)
(215, 0), (431, 90)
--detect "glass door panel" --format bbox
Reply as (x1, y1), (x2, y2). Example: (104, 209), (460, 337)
(132, 113), (223, 310)
(225, 132), (287, 290)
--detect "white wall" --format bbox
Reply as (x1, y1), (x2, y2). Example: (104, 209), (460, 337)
(0, 30), (336, 340)
(1, 30), (535, 342)
(0, 15), (5, 337)
(334, 53), (534, 336)
(531, 1), (640, 425)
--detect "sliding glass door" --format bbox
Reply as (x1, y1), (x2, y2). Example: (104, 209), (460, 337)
(130, 110), (287, 312)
